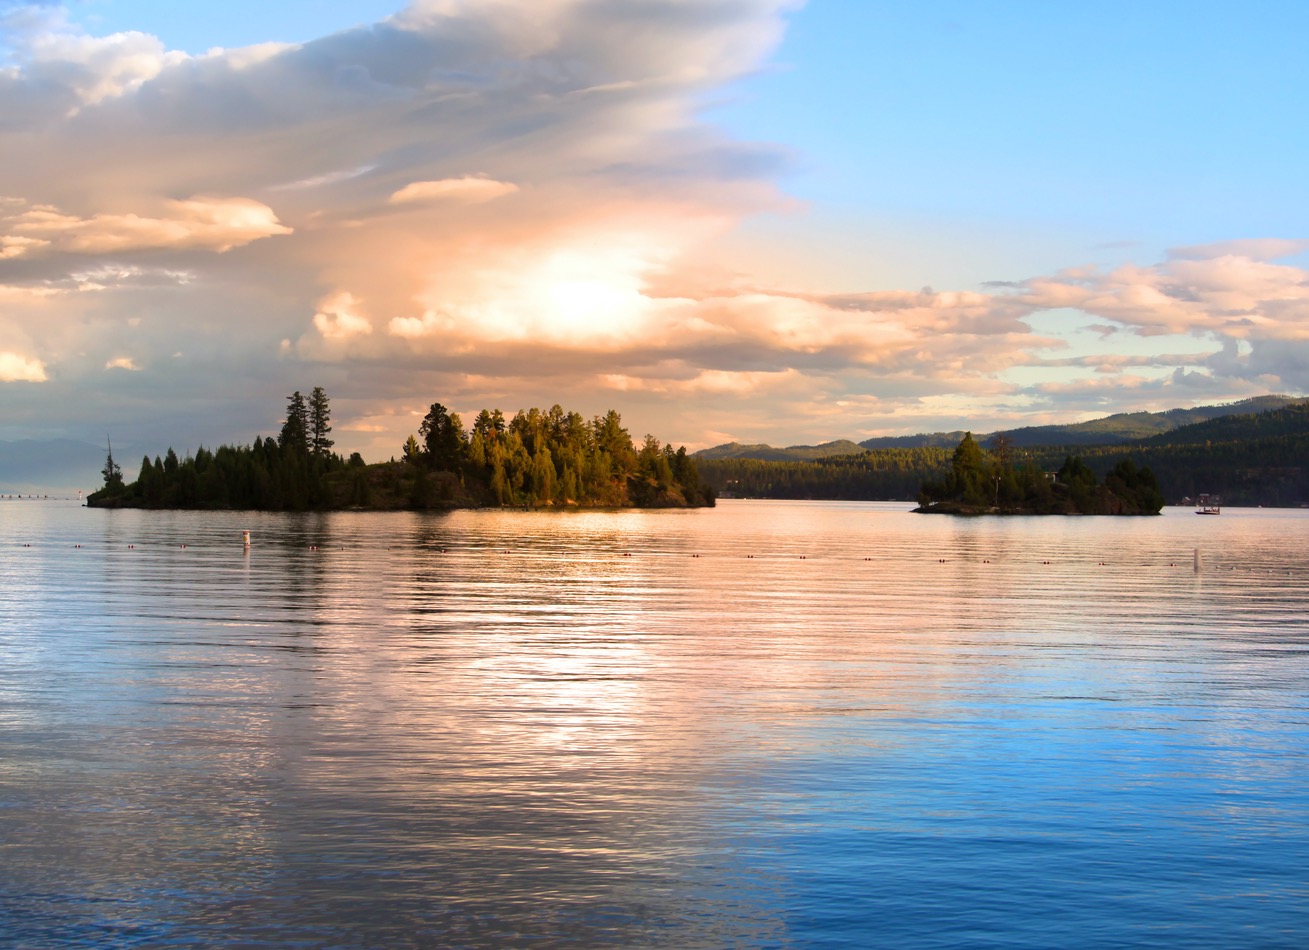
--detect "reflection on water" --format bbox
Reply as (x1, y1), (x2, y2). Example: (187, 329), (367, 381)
(2, 500), (1309, 947)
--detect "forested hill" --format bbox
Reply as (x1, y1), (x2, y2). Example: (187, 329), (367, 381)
(961, 394), (1302, 448)
(693, 439), (865, 461)
(695, 395), (1300, 461)
(697, 398), (1309, 508)
(1137, 400), (1309, 446)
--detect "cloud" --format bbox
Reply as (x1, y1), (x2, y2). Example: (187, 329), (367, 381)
(273, 164), (378, 192)
(1168, 239), (1309, 262)
(0, 351), (47, 382)
(2, 197), (291, 255)
(389, 177), (519, 204)
(311, 291), (373, 340)
(0, 0), (1302, 455)
(1018, 253), (1309, 343)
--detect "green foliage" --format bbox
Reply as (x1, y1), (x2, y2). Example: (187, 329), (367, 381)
(309, 386), (333, 457)
(279, 391), (309, 455)
(916, 437), (1163, 515)
(697, 400), (1309, 509)
(97, 438), (124, 496)
(89, 391), (711, 511)
(700, 447), (951, 501)
(432, 402), (712, 509)
(419, 402), (465, 471)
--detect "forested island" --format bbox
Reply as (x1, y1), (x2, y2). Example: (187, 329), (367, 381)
(914, 433), (1164, 515)
(697, 399), (1309, 508)
(87, 389), (714, 511)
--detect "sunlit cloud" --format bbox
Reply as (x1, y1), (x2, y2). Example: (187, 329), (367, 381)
(0, 351), (47, 382)
(0, 0), (1303, 455)
(3, 198), (291, 255)
(311, 291), (373, 340)
(388, 177), (519, 204)
(273, 164), (379, 192)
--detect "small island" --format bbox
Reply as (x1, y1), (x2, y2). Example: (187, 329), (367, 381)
(88, 388), (714, 511)
(914, 433), (1164, 515)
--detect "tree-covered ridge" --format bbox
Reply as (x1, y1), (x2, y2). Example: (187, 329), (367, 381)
(87, 390), (713, 510)
(702, 447), (950, 501)
(915, 433), (1164, 515)
(694, 395), (1303, 459)
(696, 400), (1309, 508)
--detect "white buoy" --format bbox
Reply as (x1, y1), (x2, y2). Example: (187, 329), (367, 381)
(242, 530), (251, 548)
(1194, 546), (1201, 573)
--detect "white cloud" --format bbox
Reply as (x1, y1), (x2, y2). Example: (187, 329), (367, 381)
(105, 356), (140, 371)
(0, 351), (47, 382)
(3, 197), (291, 255)
(312, 291), (373, 340)
(0, 0), (1300, 454)
(1, 235), (47, 258)
(1168, 239), (1309, 262)
(389, 177), (519, 205)
(17, 23), (189, 111)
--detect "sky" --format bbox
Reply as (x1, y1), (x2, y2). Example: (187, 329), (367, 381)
(2, 0), (1307, 462)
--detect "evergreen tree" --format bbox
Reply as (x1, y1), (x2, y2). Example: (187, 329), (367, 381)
(280, 391), (309, 455)
(309, 386), (333, 457)
(402, 434), (423, 464)
(419, 402), (466, 471)
(100, 438), (124, 493)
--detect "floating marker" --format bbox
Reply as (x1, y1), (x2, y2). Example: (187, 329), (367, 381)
(1194, 546), (1202, 573)
(242, 530), (251, 548)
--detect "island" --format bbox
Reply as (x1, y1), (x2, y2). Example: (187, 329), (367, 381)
(88, 389), (714, 511)
(914, 433), (1164, 515)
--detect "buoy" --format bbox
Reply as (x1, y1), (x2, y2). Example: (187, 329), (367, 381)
(1194, 547), (1201, 573)
(242, 530), (251, 548)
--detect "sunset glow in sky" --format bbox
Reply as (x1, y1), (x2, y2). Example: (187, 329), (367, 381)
(2, 1), (1307, 458)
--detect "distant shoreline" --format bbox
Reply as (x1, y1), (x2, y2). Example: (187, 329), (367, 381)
(913, 501), (1161, 516)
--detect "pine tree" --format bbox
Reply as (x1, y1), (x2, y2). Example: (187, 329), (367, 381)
(309, 386), (333, 457)
(280, 391), (309, 455)
(101, 437), (124, 493)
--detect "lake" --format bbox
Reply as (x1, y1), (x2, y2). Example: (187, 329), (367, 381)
(2, 499), (1308, 947)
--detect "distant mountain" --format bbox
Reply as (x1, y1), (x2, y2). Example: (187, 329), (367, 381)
(694, 439), (866, 462)
(0, 439), (106, 494)
(855, 431), (969, 450)
(694, 396), (1304, 461)
(963, 395), (1303, 449)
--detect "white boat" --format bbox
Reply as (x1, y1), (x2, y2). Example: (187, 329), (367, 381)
(1195, 494), (1220, 515)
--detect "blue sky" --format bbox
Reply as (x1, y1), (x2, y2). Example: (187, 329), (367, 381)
(713, 2), (1309, 285)
(61, 1), (404, 51)
(1, 1), (1307, 460)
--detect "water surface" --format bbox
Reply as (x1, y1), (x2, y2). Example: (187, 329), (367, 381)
(2, 500), (1308, 947)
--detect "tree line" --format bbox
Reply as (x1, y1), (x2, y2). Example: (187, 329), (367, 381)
(916, 433), (1164, 515)
(696, 402), (1309, 508)
(400, 401), (712, 508)
(88, 389), (713, 510)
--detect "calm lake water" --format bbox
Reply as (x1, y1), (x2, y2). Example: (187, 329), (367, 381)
(2, 499), (1308, 948)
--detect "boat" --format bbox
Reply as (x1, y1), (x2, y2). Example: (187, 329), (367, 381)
(1195, 494), (1220, 515)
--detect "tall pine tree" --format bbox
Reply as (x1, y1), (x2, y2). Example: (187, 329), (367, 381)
(309, 386), (333, 458)
(280, 391), (309, 455)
